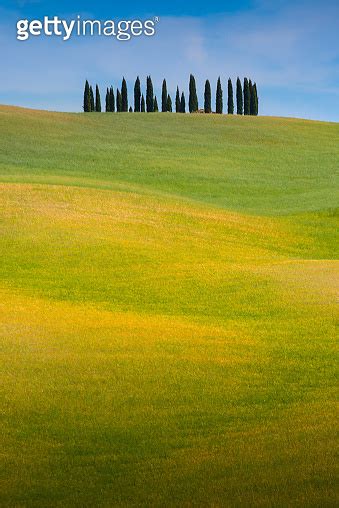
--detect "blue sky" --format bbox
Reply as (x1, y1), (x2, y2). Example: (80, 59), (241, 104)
(1, 0), (339, 121)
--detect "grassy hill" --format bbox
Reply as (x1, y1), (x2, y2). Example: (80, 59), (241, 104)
(0, 105), (338, 506)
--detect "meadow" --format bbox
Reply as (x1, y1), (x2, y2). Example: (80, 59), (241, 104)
(0, 105), (338, 506)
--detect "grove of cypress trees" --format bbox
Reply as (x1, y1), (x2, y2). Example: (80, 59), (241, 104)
(121, 77), (128, 112)
(189, 74), (198, 113)
(167, 94), (172, 112)
(116, 89), (122, 112)
(83, 80), (91, 112)
(134, 76), (141, 112)
(146, 76), (154, 112)
(110, 87), (115, 112)
(89, 85), (95, 112)
(227, 78), (234, 114)
(236, 77), (243, 115)
(95, 84), (101, 112)
(244, 78), (250, 115)
(204, 79), (211, 113)
(141, 94), (145, 112)
(180, 92), (186, 113)
(162, 79), (168, 112)
(175, 87), (180, 113)
(86, 77), (258, 116)
(216, 77), (223, 114)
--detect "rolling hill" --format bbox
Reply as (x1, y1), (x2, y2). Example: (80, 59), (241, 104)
(0, 105), (338, 506)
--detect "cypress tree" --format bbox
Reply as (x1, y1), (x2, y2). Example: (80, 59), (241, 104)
(105, 87), (110, 112)
(236, 77), (243, 115)
(175, 87), (180, 113)
(95, 84), (101, 112)
(250, 79), (257, 115)
(141, 94), (145, 112)
(216, 77), (223, 114)
(162, 79), (168, 112)
(109, 87), (115, 112)
(167, 94), (172, 112)
(146, 76), (154, 112)
(89, 85), (95, 112)
(227, 78), (234, 114)
(243, 78), (250, 115)
(121, 77), (128, 112)
(189, 74), (198, 112)
(129, 106), (133, 112)
(180, 92), (186, 113)
(204, 79), (211, 113)
(253, 83), (259, 115)
(154, 96), (159, 112)
(83, 80), (91, 112)
(116, 89), (120, 112)
(134, 76), (141, 112)
(116, 89), (122, 112)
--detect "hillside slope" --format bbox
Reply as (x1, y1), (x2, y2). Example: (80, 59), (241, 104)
(0, 106), (338, 506)
(1, 105), (338, 214)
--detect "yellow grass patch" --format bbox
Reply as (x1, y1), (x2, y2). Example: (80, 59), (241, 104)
(0, 289), (255, 361)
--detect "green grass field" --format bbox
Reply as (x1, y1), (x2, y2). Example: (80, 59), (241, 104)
(0, 105), (338, 506)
